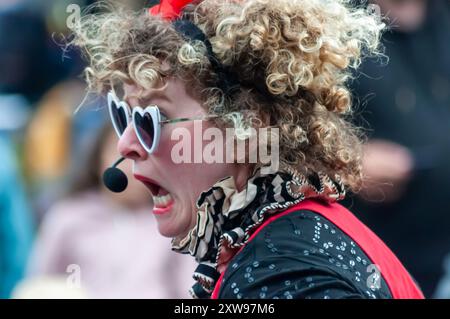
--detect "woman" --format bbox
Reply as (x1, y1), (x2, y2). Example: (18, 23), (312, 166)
(71, 0), (424, 299)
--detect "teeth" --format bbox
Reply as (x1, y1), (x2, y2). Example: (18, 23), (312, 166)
(153, 193), (173, 207)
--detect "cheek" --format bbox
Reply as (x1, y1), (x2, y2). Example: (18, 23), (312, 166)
(155, 124), (235, 197)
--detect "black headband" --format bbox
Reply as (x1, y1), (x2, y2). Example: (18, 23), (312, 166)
(172, 19), (274, 101)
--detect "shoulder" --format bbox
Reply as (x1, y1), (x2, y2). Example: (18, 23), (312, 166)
(217, 209), (392, 299)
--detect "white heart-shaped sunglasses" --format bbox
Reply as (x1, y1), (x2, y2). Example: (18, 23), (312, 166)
(107, 90), (218, 154)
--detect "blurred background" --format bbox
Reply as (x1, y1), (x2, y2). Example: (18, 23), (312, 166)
(0, 0), (448, 299)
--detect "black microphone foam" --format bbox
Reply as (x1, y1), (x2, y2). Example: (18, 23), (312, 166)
(103, 157), (128, 193)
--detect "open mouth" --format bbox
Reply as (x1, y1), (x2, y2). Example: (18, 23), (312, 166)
(134, 174), (174, 212)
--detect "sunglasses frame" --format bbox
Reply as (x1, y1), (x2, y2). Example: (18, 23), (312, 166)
(107, 90), (218, 154)
(132, 105), (162, 154)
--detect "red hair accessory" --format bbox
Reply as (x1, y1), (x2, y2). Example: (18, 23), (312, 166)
(147, 0), (273, 100)
(148, 0), (194, 21)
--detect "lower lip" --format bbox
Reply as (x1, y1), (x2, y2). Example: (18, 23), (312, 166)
(153, 200), (174, 215)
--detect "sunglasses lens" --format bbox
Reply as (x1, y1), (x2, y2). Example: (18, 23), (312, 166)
(135, 112), (155, 151)
(111, 101), (128, 135)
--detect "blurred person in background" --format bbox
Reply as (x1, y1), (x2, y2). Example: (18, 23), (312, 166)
(24, 124), (195, 298)
(0, 134), (33, 298)
(23, 80), (104, 222)
(0, 1), (80, 105)
(0, 0), (91, 224)
(346, 0), (450, 297)
(0, 1), (46, 299)
(0, 3), (37, 293)
(0, 117), (34, 298)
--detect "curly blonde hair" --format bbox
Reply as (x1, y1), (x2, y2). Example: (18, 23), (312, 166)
(70, 0), (385, 191)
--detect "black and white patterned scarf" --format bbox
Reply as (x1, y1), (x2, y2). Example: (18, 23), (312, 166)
(171, 167), (345, 298)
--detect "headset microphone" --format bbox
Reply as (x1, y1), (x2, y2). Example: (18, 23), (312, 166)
(102, 157), (128, 193)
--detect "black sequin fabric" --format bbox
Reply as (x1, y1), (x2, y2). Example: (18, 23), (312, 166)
(217, 210), (393, 299)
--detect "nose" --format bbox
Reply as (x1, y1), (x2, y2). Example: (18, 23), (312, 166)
(117, 124), (148, 161)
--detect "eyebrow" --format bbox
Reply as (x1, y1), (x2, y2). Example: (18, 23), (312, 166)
(124, 91), (171, 107)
